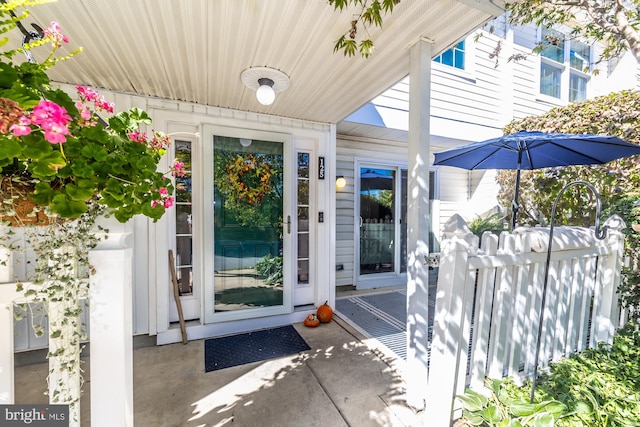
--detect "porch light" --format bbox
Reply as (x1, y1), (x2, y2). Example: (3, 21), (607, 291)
(241, 66), (290, 106)
(336, 176), (346, 189)
(256, 79), (275, 105)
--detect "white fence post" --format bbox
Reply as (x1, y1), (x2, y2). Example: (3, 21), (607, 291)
(0, 246), (16, 404)
(88, 221), (134, 427)
(425, 234), (474, 426)
(593, 215), (625, 344)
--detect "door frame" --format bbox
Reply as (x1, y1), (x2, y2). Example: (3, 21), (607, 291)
(354, 159), (407, 288)
(202, 125), (294, 324)
(353, 158), (439, 290)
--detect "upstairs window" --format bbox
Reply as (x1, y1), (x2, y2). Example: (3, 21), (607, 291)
(539, 28), (590, 102)
(434, 40), (465, 70)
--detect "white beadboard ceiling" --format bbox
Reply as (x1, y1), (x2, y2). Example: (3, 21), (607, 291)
(14, 0), (498, 124)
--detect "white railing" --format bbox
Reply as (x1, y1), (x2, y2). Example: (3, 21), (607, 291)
(0, 221), (134, 427)
(423, 214), (626, 425)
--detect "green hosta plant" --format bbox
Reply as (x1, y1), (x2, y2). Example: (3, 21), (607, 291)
(458, 324), (640, 426)
(457, 378), (567, 427)
(0, 0), (183, 224)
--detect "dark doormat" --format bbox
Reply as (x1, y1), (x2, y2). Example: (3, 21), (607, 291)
(204, 325), (310, 372)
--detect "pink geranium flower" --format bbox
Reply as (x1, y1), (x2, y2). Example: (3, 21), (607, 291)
(44, 21), (69, 47)
(43, 122), (70, 144)
(163, 197), (174, 209)
(10, 116), (32, 136)
(30, 100), (71, 127)
(171, 160), (186, 177)
(76, 85), (114, 113)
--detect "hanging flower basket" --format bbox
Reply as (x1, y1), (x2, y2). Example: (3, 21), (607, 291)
(0, 175), (59, 226)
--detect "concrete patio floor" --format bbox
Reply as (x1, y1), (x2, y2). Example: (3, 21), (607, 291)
(14, 314), (428, 426)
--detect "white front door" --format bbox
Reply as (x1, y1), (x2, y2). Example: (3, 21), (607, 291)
(169, 126), (317, 325)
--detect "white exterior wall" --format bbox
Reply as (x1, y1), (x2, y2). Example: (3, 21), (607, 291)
(47, 83), (335, 342)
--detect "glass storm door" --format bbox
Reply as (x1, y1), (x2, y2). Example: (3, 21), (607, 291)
(207, 135), (291, 322)
(359, 167), (397, 275)
(357, 166), (410, 280)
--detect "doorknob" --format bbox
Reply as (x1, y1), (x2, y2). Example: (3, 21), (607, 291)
(283, 215), (291, 234)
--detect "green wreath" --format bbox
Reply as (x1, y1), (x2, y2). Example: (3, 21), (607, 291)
(219, 154), (273, 207)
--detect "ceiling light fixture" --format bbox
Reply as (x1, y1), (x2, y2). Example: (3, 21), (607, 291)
(241, 67), (290, 106)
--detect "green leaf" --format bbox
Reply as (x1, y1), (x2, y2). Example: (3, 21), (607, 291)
(31, 181), (56, 205)
(81, 142), (109, 162)
(0, 61), (19, 88)
(480, 406), (503, 424)
(462, 409), (485, 426)
(535, 401), (566, 417)
(31, 152), (67, 178)
(509, 401), (537, 417)
(457, 389), (489, 412)
(0, 138), (22, 159)
(20, 133), (54, 159)
(360, 39), (374, 58)
(64, 182), (95, 201)
(70, 159), (95, 179)
(50, 194), (88, 218)
(532, 413), (555, 427)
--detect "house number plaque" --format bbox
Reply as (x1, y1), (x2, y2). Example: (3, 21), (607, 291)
(318, 156), (325, 180)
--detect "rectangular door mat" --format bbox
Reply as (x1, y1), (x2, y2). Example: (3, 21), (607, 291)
(204, 325), (311, 372)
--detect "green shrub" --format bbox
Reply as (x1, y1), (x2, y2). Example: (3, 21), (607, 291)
(468, 212), (508, 239)
(254, 254), (283, 286)
(458, 323), (640, 426)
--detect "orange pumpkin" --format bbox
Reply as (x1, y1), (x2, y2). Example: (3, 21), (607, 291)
(304, 314), (320, 327)
(317, 301), (333, 323)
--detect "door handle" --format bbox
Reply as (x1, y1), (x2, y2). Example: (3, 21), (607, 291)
(283, 215), (291, 234)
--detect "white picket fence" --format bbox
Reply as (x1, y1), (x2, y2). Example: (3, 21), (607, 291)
(0, 222), (135, 427)
(424, 214), (626, 425)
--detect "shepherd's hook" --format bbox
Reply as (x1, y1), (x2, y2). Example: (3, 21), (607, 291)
(530, 180), (607, 403)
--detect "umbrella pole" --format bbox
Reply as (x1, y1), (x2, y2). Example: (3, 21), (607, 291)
(511, 164), (522, 230)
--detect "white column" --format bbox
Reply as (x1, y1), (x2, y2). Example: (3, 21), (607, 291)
(89, 221), (134, 427)
(406, 37), (433, 410)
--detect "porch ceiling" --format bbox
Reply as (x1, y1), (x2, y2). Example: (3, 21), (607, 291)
(16, 0), (500, 124)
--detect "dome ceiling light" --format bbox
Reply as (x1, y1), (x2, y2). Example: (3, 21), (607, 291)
(241, 67), (290, 106)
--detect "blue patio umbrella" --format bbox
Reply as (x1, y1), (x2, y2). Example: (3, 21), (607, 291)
(433, 130), (640, 229)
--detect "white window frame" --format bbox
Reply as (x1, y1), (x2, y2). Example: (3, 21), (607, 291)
(537, 27), (592, 104)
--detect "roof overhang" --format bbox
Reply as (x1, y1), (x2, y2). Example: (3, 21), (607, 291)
(11, 0), (503, 124)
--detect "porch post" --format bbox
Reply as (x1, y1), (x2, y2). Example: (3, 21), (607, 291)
(406, 37), (433, 410)
(89, 220), (134, 427)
